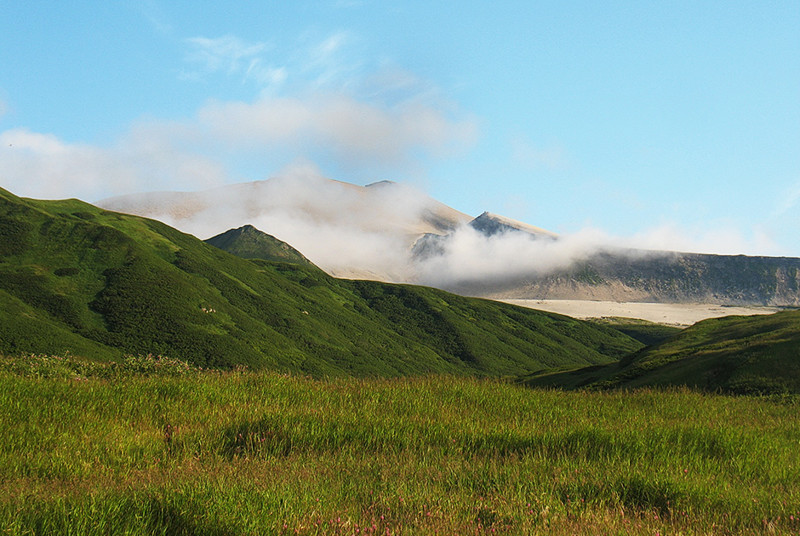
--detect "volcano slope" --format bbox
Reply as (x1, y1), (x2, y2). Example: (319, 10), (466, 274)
(0, 187), (640, 376)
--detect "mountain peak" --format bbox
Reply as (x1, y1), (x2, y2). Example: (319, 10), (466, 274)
(365, 180), (397, 188)
(237, 224), (261, 234)
(205, 225), (312, 266)
(470, 212), (558, 239)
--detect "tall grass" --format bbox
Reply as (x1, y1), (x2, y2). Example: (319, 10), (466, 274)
(1, 354), (798, 534)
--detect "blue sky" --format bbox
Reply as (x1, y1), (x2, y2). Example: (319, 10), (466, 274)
(1, 1), (798, 255)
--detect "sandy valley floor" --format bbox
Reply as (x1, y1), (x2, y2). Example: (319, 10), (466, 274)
(500, 299), (785, 327)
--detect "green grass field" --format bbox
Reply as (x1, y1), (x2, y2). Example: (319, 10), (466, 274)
(2, 355), (798, 535)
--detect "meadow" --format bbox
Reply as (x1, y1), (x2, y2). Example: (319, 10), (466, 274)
(2, 354), (799, 535)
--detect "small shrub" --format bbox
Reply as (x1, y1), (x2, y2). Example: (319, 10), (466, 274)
(54, 267), (80, 277)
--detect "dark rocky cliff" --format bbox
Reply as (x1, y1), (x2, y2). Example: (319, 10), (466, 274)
(448, 250), (800, 306)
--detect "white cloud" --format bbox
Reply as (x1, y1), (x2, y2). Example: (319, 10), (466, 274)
(314, 32), (347, 61)
(362, 66), (441, 107)
(0, 130), (134, 200)
(176, 31), (477, 168)
(1, 25), (476, 208)
(100, 163), (436, 280)
(415, 226), (607, 287)
(180, 31), (360, 95)
(196, 94), (477, 168)
(0, 127), (226, 201)
(413, 219), (784, 288)
(283, 31), (372, 97)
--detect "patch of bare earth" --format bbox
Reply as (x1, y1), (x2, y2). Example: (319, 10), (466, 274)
(500, 299), (784, 327)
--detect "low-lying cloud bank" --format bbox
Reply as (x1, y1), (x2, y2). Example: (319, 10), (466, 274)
(99, 165), (466, 282)
(411, 219), (783, 289)
(413, 226), (610, 287)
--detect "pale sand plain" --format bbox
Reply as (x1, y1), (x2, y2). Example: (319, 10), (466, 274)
(500, 299), (785, 327)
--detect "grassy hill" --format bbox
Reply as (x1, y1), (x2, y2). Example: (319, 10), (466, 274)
(205, 224), (312, 265)
(523, 310), (800, 394)
(0, 187), (640, 376)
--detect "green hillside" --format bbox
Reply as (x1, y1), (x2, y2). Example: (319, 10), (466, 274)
(588, 317), (683, 346)
(205, 224), (312, 265)
(0, 187), (640, 376)
(523, 310), (800, 394)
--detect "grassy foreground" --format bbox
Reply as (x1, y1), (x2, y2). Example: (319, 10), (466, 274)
(2, 356), (799, 535)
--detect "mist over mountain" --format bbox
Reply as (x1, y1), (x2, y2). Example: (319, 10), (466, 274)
(100, 173), (800, 307)
(100, 168), (470, 282)
(412, 214), (800, 306)
(438, 249), (800, 307)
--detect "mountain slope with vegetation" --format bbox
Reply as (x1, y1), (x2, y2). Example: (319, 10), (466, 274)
(0, 187), (640, 376)
(523, 309), (800, 394)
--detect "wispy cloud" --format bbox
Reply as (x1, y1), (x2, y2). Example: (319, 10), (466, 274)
(182, 35), (286, 89)
(179, 30), (369, 97)
(134, 0), (173, 36)
(618, 221), (781, 257)
(99, 163), (437, 279)
(294, 31), (367, 93)
(185, 35), (269, 71)
(314, 32), (347, 60)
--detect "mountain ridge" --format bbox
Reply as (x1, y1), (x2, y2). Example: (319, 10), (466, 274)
(463, 250), (800, 306)
(99, 177), (800, 307)
(0, 186), (639, 375)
